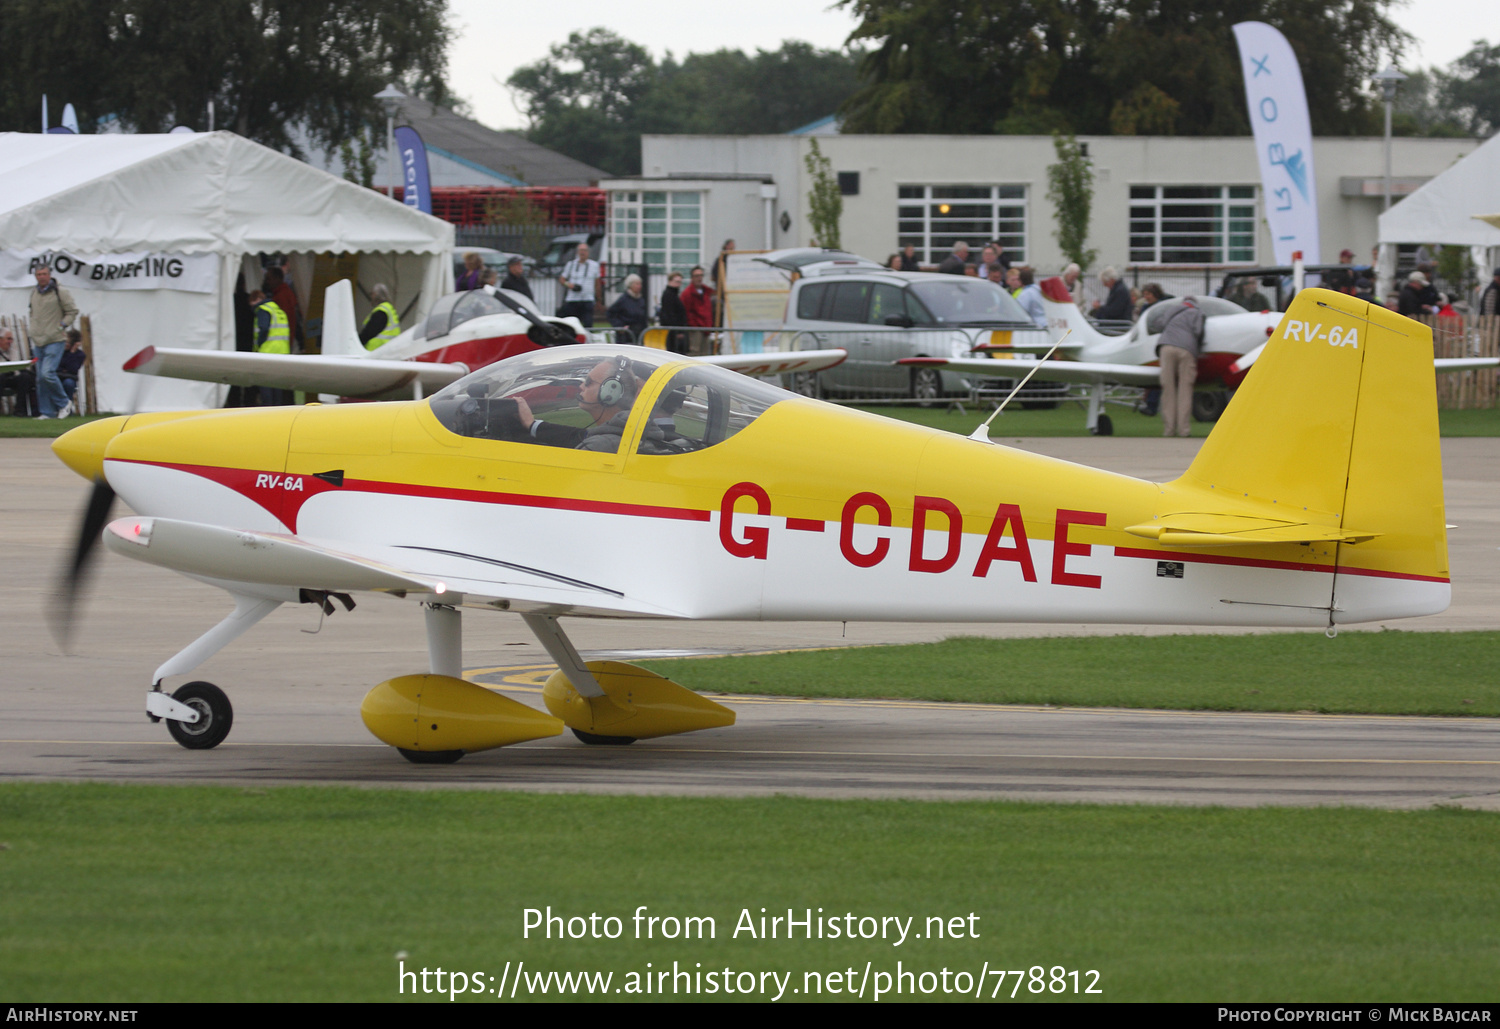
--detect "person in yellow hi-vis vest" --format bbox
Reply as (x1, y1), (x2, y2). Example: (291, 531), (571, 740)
(360, 283), (401, 350)
(251, 290), (291, 405)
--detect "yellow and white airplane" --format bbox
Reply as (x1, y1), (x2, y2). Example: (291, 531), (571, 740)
(51, 289), (1450, 763)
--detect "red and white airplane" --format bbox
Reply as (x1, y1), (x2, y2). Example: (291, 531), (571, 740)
(124, 280), (848, 402)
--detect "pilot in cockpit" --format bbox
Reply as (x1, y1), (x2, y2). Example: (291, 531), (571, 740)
(514, 356), (652, 452)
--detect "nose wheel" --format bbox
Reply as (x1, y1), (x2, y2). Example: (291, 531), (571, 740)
(162, 681), (234, 750)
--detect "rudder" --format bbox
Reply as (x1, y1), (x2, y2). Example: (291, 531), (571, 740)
(1177, 288), (1448, 620)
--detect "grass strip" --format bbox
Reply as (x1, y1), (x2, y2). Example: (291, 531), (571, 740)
(0, 784), (1495, 1002)
(0, 413), (115, 438)
(637, 631), (1500, 717)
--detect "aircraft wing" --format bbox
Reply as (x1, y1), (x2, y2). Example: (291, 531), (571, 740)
(698, 349), (847, 375)
(899, 356), (1162, 387)
(102, 516), (683, 619)
(123, 346), (468, 398)
(1435, 357), (1500, 371)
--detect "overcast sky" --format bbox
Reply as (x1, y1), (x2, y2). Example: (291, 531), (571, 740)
(446, 0), (1495, 130)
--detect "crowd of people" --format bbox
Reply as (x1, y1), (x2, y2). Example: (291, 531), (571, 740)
(453, 240), (726, 355)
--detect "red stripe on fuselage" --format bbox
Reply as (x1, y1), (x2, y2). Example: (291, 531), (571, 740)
(107, 458), (711, 532)
(1113, 545), (1448, 583)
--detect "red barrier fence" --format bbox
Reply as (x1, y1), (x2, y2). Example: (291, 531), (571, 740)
(385, 186), (606, 227)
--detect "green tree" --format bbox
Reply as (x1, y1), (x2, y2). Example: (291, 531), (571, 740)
(506, 28), (658, 175)
(1442, 40), (1500, 137)
(1046, 133), (1097, 270)
(838, 0), (1411, 137)
(507, 32), (862, 174)
(1390, 69), (1469, 137)
(804, 138), (842, 249)
(0, 0), (455, 156)
(485, 191), (551, 258)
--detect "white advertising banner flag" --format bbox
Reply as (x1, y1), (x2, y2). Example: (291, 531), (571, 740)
(0, 248), (218, 293)
(1233, 22), (1321, 265)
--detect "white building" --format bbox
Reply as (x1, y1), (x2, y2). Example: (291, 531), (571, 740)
(603, 133), (1478, 292)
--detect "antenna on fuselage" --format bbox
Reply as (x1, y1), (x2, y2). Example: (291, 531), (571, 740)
(967, 329), (1070, 443)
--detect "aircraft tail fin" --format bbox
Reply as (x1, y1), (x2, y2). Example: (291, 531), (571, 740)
(1037, 277), (1109, 346)
(321, 279), (364, 358)
(1178, 288), (1448, 614)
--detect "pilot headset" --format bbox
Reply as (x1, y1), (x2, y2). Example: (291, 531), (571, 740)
(595, 356), (634, 407)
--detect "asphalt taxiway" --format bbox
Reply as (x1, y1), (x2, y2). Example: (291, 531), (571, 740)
(3, 434), (1497, 808)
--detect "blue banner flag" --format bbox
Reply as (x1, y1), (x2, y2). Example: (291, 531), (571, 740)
(393, 125), (432, 215)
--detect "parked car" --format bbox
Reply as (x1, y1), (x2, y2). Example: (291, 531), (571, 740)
(535, 231), (607, 271)
(1217, 264), (1366, 312)
(778, 268), (1062, 404)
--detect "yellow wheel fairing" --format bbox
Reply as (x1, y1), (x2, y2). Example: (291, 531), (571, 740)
(361, 674), (563, 752)
(542, 661), (736, 740)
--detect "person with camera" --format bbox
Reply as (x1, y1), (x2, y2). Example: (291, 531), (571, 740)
(558, 243), (601, 327)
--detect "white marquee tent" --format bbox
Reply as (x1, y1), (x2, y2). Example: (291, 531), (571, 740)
(0, 131), (454, 411)
(1378, 132), (1500, 295)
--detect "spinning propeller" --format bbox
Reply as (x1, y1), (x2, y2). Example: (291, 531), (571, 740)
(49, 475), (116, 649)
(48, 373), (155, 649)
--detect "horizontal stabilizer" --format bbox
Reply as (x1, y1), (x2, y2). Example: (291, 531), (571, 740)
(1125, 512), (1381, 547)
(123, 346), (468, 398)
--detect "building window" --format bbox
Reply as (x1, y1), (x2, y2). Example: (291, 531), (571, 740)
(897, 184), (1027, 265)
(1129, 186), (1256, 265)
(610, 190), (702, 274)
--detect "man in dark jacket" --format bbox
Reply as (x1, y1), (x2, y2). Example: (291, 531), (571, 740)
(937, 241), (970, 275)
(606, 274), (649, 341)
(658, 272), (689, 353)
(1398, 272), (1439, 318)
(499, 255), (533, 300)
(1479, 268), (1500, 316)
(1093, 267), (1132, 321)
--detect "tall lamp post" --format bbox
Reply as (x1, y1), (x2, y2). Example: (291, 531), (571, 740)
(374, 84), (405, 199)
(1371, 65), (1406, 301)
(1372, 65), (1407, 212)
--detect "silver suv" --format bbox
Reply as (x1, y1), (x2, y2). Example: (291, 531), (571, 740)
(780, 269), (1055, 402)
